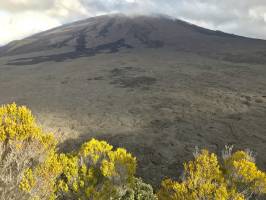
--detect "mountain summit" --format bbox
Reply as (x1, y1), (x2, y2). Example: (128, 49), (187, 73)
(1, 14), (266, 64)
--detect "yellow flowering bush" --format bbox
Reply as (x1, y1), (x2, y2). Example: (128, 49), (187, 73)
(56, 138), (138, 199)
(20, 150), (63, 200)
(54, 139), (157, 200)
(0, 103), (156, 200)
(158, 150), (233, 200)
(0, 103), (57, 200)
(158, 148), (266, 200)
(2, 103), (266, 200)
(224, 150), (266, 197)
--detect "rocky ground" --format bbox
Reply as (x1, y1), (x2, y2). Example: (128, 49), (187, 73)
(0, 48), (265, 186)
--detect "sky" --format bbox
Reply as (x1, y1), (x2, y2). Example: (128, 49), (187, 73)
(1, 0), (266, 45)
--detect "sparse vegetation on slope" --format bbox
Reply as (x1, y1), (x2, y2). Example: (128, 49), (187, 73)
(0, 103), (265, 200)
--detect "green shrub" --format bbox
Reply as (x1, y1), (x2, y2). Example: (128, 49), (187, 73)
(121, 177), (158, 200)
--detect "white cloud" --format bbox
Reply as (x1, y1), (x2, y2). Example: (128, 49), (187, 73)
(0, 11), (60, 45)
(0, 0), (266, 45)
(0, 0), (92, 45)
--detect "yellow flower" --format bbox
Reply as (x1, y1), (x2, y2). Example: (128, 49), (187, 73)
(158, 150), (228, 200)
(57, 139), (137, 199)
(20, 169), (36, 192)
(79, 138), (113, 164)
(225, 151), (266, 194)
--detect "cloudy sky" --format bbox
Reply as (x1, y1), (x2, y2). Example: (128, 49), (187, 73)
(1, 0), (266, 45)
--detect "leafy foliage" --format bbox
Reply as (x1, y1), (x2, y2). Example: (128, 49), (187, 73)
(158, 148), (266, 200)
(223, 150), (266, 198)
(0, 103), (57, 200)
(20, 150), (63, 200)
(126, 177), (158, 200)
(55, 138), (157, 199)
(1, 103), (266, 200)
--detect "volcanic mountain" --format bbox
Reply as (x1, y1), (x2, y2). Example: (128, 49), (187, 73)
(0, 14), (266, 186)
(2, 14), (266, 64)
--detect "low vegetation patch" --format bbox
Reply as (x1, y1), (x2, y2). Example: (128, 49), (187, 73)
(158, 148), (266, 200)
(0, 103), (265, 200)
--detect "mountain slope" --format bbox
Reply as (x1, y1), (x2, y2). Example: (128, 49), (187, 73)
(1, 14), (266, 64)
(0, 14), (266, 186)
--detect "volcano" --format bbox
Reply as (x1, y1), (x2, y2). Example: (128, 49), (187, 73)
(2, 14), (266, 64)
(0, 14), (266, 186)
